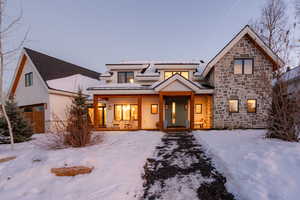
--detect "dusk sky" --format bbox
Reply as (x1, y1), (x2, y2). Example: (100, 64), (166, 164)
(5, 0), (294, 87)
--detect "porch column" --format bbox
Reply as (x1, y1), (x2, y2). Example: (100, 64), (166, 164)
(93, 95), (99, 129)
(138, 95), (142, 129)
(190, 92), (195, 130)
(159, 93), (164, 131)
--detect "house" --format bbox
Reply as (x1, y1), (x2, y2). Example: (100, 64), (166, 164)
(87, 25), (284, 131)
(281, 66), (300, 95)
(8, 48), (100, 133)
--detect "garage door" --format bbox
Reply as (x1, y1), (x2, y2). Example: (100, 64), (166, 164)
(22, 104), (45, 133)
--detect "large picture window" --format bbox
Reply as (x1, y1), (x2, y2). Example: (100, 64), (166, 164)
(234, 58), (253, 75)
(229, 100), (239, 113)
(247, 99), (257, 113)
(164, 71), (189, 80)
(25, 72), (33, 87)
(118, 72), (134, 83)
(114, 104), (138, 121)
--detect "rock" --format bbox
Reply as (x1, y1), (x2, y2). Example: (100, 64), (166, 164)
(51, 166), (94, 176)
(0, 156), (16, 163)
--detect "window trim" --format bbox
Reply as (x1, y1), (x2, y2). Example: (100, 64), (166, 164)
(233, 58), (254, 75)
(151, 104), (158, 114)
(229, 99), (239, 113)
(25, 72), (33, 87)
(117, 71), (134, 83)
(195, 104), (202, 114)
(247, 99), (257, 113)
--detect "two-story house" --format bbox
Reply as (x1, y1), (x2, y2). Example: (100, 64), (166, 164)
(88, 25), (284, 131)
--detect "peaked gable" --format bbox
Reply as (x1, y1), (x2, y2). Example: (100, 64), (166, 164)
(202, 25), (284, 77)
(24, 48), (100, 81)
(152, 74), (213, 94)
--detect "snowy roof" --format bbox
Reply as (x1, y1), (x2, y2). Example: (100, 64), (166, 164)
(87, 83), (151, 90)
(47, 74), (103, 94)
(281, 66), (300, 82)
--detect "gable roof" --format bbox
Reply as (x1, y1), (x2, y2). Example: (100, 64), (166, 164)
(24, 48), (100, 81)
(9, 48), (100, 97)
(152, 74), (214, 94)
(202, 25), (285, 77)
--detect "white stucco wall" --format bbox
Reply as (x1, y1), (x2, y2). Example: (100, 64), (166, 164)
(141, 96), (159, 129)
(49, 93), (73, 122)
(13, 58), (51, 128)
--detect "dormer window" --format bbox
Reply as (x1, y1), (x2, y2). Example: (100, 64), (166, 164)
(233, 58), (253, 74)
(25, 72), (33, 87)
(164, 71), (189, 80)
(118, 72), (134, 83)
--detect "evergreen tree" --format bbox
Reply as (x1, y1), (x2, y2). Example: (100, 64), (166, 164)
(0, 99), (33, 144)
(65, 89), (92, 147)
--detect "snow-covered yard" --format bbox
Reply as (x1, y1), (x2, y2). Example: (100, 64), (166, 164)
(0, 131), (163, 200)
(194, 130), (300, 200)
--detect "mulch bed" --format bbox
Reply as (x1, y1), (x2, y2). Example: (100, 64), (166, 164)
(51, 166), (94, 176)
(140, 132), (235, 200)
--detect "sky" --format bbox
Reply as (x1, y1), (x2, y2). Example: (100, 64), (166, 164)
(4, 0), (294, 88)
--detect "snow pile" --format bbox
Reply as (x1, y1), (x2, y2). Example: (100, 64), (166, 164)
(47, 74), (102, 94)
(194, 130), (300, 200)
(0, 131), (163, 200)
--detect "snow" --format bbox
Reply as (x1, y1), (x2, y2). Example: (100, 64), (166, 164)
(194, 130), (300, 200)
(282, 66), (300, 81)
(46, 74), (102, 94)
(0, 131), (163, 200)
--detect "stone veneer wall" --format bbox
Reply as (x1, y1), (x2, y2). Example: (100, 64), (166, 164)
(213, 35), (274, 129)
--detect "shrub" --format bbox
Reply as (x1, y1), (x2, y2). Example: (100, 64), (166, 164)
(266, 79), (300, 142)
(37, 89), (103, 149)
(0, 99), (33, 144)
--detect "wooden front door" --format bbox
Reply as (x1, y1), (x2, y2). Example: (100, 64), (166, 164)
(22, 104), (45, 133)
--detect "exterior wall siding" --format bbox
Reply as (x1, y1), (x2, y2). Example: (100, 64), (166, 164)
(141, 96), (159, 129)
(213, 35), (273, 129)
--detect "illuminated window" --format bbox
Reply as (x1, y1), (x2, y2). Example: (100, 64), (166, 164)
(195, 104), (202, 114)
(229, 100), (239, 113)
(114, 105), (122, 121)
(151, 104), (158, 114)
(122, 105), (131, 121)
(172, 102), (176, 124)
(247, 99), (256, 113)
(130, 105), (138, 120)
(234, 59), (253, 74)
(118, 72), (134, 83)
(164, 71), (189, 80)
(25, 72), (33, 87)
(114, 104), (138, 121)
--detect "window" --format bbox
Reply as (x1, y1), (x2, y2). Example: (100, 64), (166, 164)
(229, 100), (239, 113)
(114, 105), (122, 121)
(130, 105), (138, 120)
(247, 99), (256, 113)
(151, 104), (158, 114)
(118, 72), (134, 83)
(25, 72), (33, 87)
(164, 71), (189, 79)
(114, 104), (138, 121)
(234, 59), (253, 74)
(195, 104), (202, 114)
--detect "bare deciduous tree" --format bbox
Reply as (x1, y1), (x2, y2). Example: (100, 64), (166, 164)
(0, 0), (28, 149)
(251, 0), (291, 61)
